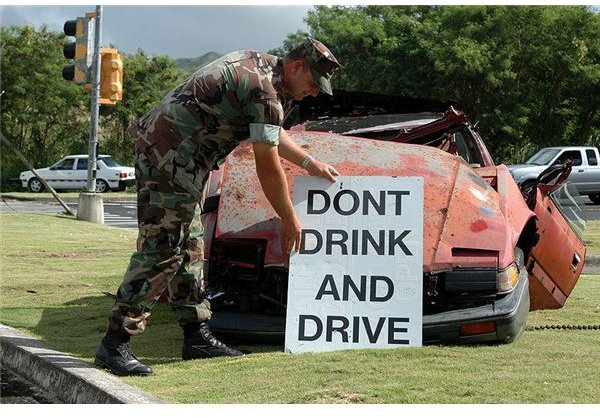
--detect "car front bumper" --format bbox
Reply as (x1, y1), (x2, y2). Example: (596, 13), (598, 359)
(423, 267), (530, 344)
(209, 268), (530, 346)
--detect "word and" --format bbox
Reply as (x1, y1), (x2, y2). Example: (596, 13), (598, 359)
(315, 273), (394, 302)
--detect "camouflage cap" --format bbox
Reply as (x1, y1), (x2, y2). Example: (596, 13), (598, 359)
(289, 37), (341, 95)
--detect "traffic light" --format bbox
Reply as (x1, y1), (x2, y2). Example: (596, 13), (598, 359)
(99, 48), (123, 105)
(62, 13), (96, 83)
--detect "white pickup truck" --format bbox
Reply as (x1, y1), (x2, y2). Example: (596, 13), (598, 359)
(507, 146), (600, 203)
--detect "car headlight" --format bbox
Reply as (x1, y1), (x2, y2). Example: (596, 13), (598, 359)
(497, 262), (520, 293)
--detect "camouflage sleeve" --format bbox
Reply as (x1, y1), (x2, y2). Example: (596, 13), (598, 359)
(246, 98), (284, 146)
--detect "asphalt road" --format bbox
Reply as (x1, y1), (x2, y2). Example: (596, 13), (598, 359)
(2, 194), (600, 221)
(587, 202), (600, 220)
(0, 196), (138, 228)
(576, 200), (599, 221)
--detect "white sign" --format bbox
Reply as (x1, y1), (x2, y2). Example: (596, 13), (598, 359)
(285, 176), (424, 353)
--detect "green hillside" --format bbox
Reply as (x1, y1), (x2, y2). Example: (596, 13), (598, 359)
(175, 51), (222, 72)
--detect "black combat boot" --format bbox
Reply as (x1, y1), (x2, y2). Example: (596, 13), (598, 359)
(181, 322), (245, 360)
(94, 331), (153, 376)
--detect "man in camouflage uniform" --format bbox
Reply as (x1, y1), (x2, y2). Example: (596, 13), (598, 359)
(94, 38), (341, 376)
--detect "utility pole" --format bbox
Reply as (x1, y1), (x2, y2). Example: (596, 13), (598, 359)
(87, 5), (102, 193)
(62, 5), (123, 224)
(76, 5), (104, 223)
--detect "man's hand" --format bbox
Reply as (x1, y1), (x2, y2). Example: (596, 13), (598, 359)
(306, 158), (339, 182)
(277, 129), (340, 182)
(281, 213), (302, 253)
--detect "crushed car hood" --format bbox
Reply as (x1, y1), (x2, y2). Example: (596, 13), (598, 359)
(214, 131), (520, 271)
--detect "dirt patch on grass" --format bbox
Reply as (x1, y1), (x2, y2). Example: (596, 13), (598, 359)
(309, 390), (366, 404)
(33, 251), (97, 259)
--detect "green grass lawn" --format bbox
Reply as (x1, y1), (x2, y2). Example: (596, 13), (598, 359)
(1, 213), (599, 403)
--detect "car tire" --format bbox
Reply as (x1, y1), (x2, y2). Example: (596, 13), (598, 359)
(589, 193), (600, 204)
(27, 178), (45, 193)
(96, 179), (110, 193)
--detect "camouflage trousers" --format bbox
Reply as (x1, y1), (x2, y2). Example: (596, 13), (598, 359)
(107, 151), (211, 336)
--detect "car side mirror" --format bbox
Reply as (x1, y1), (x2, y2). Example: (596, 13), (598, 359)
(537, 160), (572, 190)
(522, 160), (573, 210)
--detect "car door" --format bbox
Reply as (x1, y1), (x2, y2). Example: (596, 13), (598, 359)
(47, 157), (76, 189)
(528, 180), (586, 310)
(581, 149), (600, 193)
(552, 149), (588, 192)
(74, 157), (89, 189)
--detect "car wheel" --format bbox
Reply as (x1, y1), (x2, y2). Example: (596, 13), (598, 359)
(96, 179), (109, 193)
(28, 178), (45, 193)
(589, 193), (600, 204)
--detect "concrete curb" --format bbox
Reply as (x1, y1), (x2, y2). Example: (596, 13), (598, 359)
(0, 323), (163, 404)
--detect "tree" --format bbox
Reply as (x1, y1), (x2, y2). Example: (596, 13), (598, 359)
(268, 30), (310, 56)
(0, 24), (188, 191)
(1, 25), (89, 189)
(291, 5), (600, 163)
(99, 51), (188, 166)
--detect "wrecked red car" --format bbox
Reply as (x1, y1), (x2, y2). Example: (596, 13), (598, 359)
(200, 91), (587, 345)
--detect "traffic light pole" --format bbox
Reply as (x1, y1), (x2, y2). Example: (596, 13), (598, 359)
(88, 4), (102, 193)
(77, 4), (104, 224)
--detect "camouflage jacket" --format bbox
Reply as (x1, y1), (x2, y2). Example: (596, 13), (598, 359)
(128, 50), (286, 199)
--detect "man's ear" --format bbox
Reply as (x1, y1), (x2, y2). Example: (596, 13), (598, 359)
(291, 60), (305, 74)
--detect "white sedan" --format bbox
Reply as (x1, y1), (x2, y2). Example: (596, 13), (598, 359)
(19, 154), (135, 193)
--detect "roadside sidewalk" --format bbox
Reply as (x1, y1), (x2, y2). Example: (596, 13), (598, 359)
(0, 324), (162, 404)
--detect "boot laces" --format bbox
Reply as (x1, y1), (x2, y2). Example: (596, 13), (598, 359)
(116, 341), (136, 360)
(199, 324), (224, 347)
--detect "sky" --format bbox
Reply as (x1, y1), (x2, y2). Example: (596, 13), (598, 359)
(2, 2), (598, 59)
(0, 2), (314, 58)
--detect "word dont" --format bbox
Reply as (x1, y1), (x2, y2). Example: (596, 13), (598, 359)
(307, 189), (410, 216)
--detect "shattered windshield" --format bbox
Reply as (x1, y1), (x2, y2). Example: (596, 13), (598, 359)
(304, 113), (443, 138)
